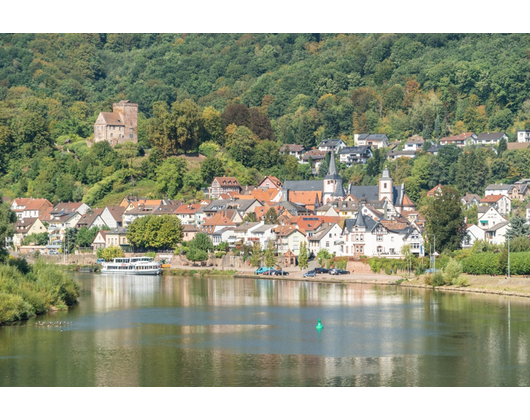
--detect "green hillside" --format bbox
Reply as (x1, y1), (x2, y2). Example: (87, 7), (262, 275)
(1, 33), (530, 206)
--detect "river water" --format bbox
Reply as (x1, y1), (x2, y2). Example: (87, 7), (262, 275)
(1, 273), (529, 387)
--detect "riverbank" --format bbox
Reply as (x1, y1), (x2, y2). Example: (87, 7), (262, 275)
(181, 262), (530, 299)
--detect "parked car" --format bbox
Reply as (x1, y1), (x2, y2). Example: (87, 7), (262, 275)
(303, 270), (316, 278)
(271, 270), (289, 276)
(314, 267), (329, 274)
(262, 270), (275, 275)
(96, 258), (106, 264)
(255, 267), (274, 274)
(329, 269), (350, 275)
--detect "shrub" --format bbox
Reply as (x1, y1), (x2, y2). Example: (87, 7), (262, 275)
(145, 251), (156, 258)
(444, 258), (463, 285)
(0, 293), (35, 324)
(431, 271), (446, 287)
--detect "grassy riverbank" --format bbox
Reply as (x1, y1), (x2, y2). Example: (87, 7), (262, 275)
(167, 268), (238, 277)
(0, 259), (80, 326)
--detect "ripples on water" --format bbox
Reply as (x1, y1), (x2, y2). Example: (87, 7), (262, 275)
(1, 274), (529, 386)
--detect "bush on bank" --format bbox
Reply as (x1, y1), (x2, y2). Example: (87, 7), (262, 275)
(0, 260), (80, 325)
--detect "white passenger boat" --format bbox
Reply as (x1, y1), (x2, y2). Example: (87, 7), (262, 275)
(100, 257), (162, 275)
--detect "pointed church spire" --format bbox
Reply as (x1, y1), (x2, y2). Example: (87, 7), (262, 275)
(324, 150), (341, 180)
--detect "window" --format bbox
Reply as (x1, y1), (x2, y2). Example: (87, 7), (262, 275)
(326, 241), (329, 247)
(130, 134), (133, 138)
(377, 235), (383, 241)
(360, 234), (364, 240)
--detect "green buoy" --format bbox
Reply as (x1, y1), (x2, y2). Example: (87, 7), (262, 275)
(316, 318), (323, 330)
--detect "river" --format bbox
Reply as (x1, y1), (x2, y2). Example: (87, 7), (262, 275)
(1, 273), (529, 386)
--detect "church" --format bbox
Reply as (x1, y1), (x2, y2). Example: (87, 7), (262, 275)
(282, 150), (416, 220)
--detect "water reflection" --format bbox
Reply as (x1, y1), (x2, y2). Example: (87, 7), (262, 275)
(1, 274), (530, 386)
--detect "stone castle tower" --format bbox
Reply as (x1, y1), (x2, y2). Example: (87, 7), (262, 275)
(93, 100), (138, 147)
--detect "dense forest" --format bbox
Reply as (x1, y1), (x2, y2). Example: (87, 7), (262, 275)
(1, 33), (530, 208)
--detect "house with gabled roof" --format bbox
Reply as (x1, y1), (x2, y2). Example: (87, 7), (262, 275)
(461, 193), (481, 209)
(355, 134), (389, 149)
(480, 194), (511, 216)
(10, 198), (53, 220)
(75, 212), (107, 230)
(13, 218), (47, 251)
(279, 144), (306, 162)
(209, 177), (242, 198)
(439, 132), (477, 148)
(175, 203), (202, 225)
(201, 212), (238, 235)
(274, 225), (307, 257)
(101, 206), (126, 229)
(92, 231), (107, 251)
(462, 224), (485, 248)
(485, 184), (519, 199)
(477, 206), (506, 229)
(484, 221), (510, 245)
(318, 138), (347, 152)
(307, 222), (344, 257)
(258, 175), (283, 190)
(474, 132), (507, 145)
(342, 205), (423, 258)
(387, 150), (417, 160)
(339, 146), (372, 166)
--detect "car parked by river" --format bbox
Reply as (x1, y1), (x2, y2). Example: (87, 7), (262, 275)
(255, 266), (275, 274)
(329, 269), (350, 275)
(314, 267), (329, 274)
(303, 270), (316, 278)
(270, 270), (289, 276)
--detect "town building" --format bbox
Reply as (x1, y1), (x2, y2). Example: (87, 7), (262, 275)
(355, 134), (389, 149)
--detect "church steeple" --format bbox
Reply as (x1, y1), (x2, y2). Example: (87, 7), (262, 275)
(322, 150), (343, 204)
(324, 150), (341, 180)
(378, 167), (393, 203)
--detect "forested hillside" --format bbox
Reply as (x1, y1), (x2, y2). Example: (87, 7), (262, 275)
(1, 33), (530, 206)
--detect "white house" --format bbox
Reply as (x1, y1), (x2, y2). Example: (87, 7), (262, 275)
(341, 208), (423, 258)
(484, 221), (510, 245)
(517, 130), (530, 143)
(339, 146), (372, 166)
(308, 223), (343, 257)
(477, 206), (506, 230)
(355, 134), (390, 149)
(318, 139), (347, 152)
(462, 224), (486, 248)
(480, 194), (511, 216)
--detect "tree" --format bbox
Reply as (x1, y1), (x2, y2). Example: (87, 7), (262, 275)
(226, 126), (256, 166)
(506, 215), (530, 239)
(249, 242), (263, 268)
(186, 247), (208, 265)
(264, 208), (279, 224)
(0, 203), (17, 261)
(127, 215), (183, 250)
(264, 240), (277, 268)
(155, 157), (188, 198)
(422, 186), (466, 252)
(188, 232), (214, 253)
(201, 156), (225, 184)
(166, 99), (205, 152)
(100, 245), (125, 261)
(22, 232), (49, 246)
(76, 226), (101, 248)
(63, 228), (78, 254)
(298, 241), (309, 270)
